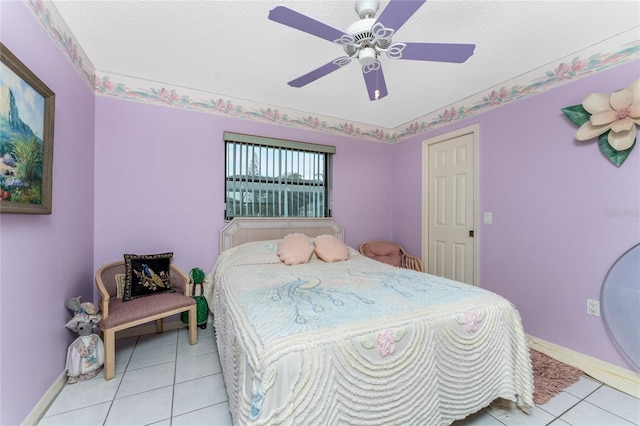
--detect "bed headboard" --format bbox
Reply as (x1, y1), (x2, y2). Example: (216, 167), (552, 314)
(220, 218), (344, 252)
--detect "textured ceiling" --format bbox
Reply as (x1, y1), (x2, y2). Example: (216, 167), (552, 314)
(50, 0), (640, 129)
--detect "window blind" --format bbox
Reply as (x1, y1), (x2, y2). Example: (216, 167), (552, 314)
(224, 133), (333, 220)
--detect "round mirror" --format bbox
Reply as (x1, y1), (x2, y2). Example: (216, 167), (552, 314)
(601, 243), (640, 372)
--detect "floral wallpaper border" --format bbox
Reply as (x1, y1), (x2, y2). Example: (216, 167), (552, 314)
(26, 0), (640, 144)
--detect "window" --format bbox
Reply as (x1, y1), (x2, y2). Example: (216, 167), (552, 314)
(224, 132), (335, 220)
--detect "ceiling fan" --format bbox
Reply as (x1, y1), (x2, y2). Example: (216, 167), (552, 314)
(268, 0), (475, 101)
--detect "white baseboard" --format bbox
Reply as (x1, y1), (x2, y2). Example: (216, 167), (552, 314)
(528, 335), (640, 398)
(22, 370), (66, 426)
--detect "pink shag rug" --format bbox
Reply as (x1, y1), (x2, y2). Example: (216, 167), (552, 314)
(531, 349), (583, 405)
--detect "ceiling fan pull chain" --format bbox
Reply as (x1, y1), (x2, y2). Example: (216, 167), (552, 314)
(375, 66), (380, 100)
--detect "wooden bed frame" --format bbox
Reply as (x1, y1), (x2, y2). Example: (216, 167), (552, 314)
(220, 217), (344, 252)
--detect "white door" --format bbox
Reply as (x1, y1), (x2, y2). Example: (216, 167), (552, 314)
(422, 126), (477, 284)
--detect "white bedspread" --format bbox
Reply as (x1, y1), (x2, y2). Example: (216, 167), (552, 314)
(205, 240), (533, 425)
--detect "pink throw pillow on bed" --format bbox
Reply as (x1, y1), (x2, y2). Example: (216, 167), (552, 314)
(277, 233), (314, 265)
(314, 235), (350, 262)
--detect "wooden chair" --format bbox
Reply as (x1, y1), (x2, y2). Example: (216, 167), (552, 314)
(95, 261), (198, 380)
(359, 240), (425, 272)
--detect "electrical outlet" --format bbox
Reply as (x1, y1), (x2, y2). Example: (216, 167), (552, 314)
(587, 299), (600, 316)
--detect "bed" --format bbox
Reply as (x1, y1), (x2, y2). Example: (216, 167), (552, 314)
(204, 218), (533, 425)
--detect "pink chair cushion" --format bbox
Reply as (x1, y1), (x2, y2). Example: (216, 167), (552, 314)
(361, 241), (402, 267)
(100, 293), (195, 329)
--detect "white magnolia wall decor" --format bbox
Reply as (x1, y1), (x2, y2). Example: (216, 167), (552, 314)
(562, 78), (639, 167)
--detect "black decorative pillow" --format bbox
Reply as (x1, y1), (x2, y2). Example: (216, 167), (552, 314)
(123, 252), (176, 301)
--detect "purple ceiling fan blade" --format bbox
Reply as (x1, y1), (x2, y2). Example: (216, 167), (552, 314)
(389, 42), (475, 63)
(374, 0), (426, 34)
(269, 6), (352, 44)
(288, 57), (352, 87)
(362, 63), (388, 101)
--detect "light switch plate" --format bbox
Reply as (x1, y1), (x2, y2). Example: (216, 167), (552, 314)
(484, 212), (493, 225)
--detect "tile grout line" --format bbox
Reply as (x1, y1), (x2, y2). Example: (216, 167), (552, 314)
(549, 381), (640, 426)
(544, 380), (603, 426)
(169, 331), (180, 425)
(579, 385), (640, 425)
(102, 335), (139, 425)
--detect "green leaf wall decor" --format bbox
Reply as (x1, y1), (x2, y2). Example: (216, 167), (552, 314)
(561, 104), (591, 127)
(598, 134), (636, 167)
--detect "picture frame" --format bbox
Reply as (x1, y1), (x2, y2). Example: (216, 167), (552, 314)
(1, 42), (55, 214)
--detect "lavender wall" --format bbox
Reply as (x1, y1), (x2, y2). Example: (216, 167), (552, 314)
(2, 3), (637, 424)
(93, 97), (395, 274)
(391, 60), (640, 370)
(0, 2), (95, 424)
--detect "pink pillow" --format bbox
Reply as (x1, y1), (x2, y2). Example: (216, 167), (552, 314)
(314, 235), (350, 262)
(277, 233), (314, 265)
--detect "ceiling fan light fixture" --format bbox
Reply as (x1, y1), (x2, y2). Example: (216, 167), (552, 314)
(358, 47), (377, 65)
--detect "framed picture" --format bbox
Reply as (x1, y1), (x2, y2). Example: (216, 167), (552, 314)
(0, 43), (55, 214)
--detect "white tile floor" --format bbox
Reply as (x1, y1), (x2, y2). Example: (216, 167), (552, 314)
(39, 326), (232, 426)
(452, 374), (640, 426)
(39, 327), (640, 426)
